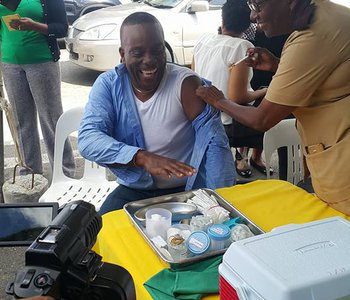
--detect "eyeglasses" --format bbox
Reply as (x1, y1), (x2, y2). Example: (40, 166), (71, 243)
(246, 0), (270, 12)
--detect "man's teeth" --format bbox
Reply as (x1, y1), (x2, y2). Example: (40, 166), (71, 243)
(142, 69), (157, 75)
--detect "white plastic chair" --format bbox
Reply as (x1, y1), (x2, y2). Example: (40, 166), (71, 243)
(39, 107), (117, 211)
(263, 119), (303, 185)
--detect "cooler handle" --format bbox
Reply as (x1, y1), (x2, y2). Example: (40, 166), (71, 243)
(235, 285), (249, 300)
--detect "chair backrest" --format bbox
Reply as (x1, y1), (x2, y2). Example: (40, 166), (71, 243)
(52, 106), (106, 182)
(263, 119), (303, 185)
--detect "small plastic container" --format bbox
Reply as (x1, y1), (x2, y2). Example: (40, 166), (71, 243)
(207, 224), (231, 251)
(187, 231), (210, 256)
(145, 208), (172, 240)
(167, 224), (192, 261)
(230, 224), (254, 242)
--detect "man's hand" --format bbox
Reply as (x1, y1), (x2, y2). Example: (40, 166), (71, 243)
(245, 47), (280, 73)
(134, 151), (196, 179)
(195, 85), (226, 109)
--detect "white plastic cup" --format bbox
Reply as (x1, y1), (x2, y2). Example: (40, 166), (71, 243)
(145, 208), (172, 240)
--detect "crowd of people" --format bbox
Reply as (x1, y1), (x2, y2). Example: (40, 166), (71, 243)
(1, 0), (350, 298)
(191, 0), (267, 178)
(1, 0), (349, 216)
(197, 0), (350, 215)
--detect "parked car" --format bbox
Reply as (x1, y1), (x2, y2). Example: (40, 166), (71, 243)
(64, 0), (133, 25)
(65, 0), (225, 71)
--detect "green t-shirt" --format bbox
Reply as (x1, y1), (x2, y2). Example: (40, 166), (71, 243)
(0, 0), (52, 64)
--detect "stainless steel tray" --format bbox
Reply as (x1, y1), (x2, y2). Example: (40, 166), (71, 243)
(123, 188), (264, 266)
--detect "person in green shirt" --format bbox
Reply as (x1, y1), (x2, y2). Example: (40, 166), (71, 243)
(0, 0), (75, 176)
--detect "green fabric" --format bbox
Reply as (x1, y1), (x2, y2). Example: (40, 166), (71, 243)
(0, 0), (51, 64)
(144, 255), (222, 300)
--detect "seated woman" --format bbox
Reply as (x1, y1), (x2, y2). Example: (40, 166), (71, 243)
(192, 0), (266, 178)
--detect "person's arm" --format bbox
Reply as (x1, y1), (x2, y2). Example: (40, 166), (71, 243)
(132, 150), (196, 179)
(196, 85), (294, 131)
(10, 18), (48, 34)
(45, 0), (68, 37)
(78, 72), (196, 180)
(78, 73), (141, 168)
(181, 75), (206, 120)
(227, 62), (267, 104)
(245, 47), (280, 73)
(10, 0), (68, 37)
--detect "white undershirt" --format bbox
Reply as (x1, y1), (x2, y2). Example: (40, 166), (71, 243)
(134, 64), (196, 189)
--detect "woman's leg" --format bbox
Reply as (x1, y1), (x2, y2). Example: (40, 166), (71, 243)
(250, 148), (273, 175)
(235, 147), (252, 178)
(2, 63), (43, 174)
(25, 61), (75, 177)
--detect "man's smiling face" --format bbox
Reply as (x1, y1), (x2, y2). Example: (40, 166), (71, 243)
(120, 22), (166, 94)
(249, 0), (294, 37)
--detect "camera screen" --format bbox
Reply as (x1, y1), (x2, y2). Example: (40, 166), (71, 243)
(0, 204), (58, 246)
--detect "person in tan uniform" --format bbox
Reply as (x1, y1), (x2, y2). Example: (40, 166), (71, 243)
(196, 0), (350, 216)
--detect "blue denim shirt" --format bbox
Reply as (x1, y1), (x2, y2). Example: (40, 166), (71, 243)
(78, 64), (235, 190)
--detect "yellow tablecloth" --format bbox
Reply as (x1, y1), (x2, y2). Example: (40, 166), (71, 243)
(93, 180), (349, 300)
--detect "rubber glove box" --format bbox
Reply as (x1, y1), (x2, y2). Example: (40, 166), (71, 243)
(219, 217), (350, 300)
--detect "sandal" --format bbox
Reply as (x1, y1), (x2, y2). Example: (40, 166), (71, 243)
(249, 158), (273, 175)
(235, 159), (252, 178)
(235, 149), (243, 161)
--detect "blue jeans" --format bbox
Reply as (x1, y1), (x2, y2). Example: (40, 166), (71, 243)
(99, 185), (186, 215)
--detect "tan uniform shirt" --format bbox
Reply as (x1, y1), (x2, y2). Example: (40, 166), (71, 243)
(265, 0), (350, 215)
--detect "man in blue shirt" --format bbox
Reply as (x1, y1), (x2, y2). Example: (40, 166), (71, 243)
(78, 12), (235, 215)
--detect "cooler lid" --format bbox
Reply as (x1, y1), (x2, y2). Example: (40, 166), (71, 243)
(223, 217), (350, 300)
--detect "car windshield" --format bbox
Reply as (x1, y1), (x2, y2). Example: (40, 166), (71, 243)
(144, 0), (182, 8)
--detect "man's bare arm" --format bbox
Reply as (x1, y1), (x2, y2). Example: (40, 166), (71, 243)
(196, 85), (294, 132)
(181, 76), (206, 121)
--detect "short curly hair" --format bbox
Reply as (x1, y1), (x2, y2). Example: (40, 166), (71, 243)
(222, 0), (251, 34)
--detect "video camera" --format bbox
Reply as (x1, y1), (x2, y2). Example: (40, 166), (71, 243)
(6, 201), (136, 300)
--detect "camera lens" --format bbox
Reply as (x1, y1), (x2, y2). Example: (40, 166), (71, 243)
(34, 273), (52, 288)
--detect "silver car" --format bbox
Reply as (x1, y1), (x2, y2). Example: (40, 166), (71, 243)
(65, 0), (225, 71)
(64, 0), (133, 25)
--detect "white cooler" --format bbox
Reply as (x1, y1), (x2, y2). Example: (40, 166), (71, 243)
(219, 217), (350, 300)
